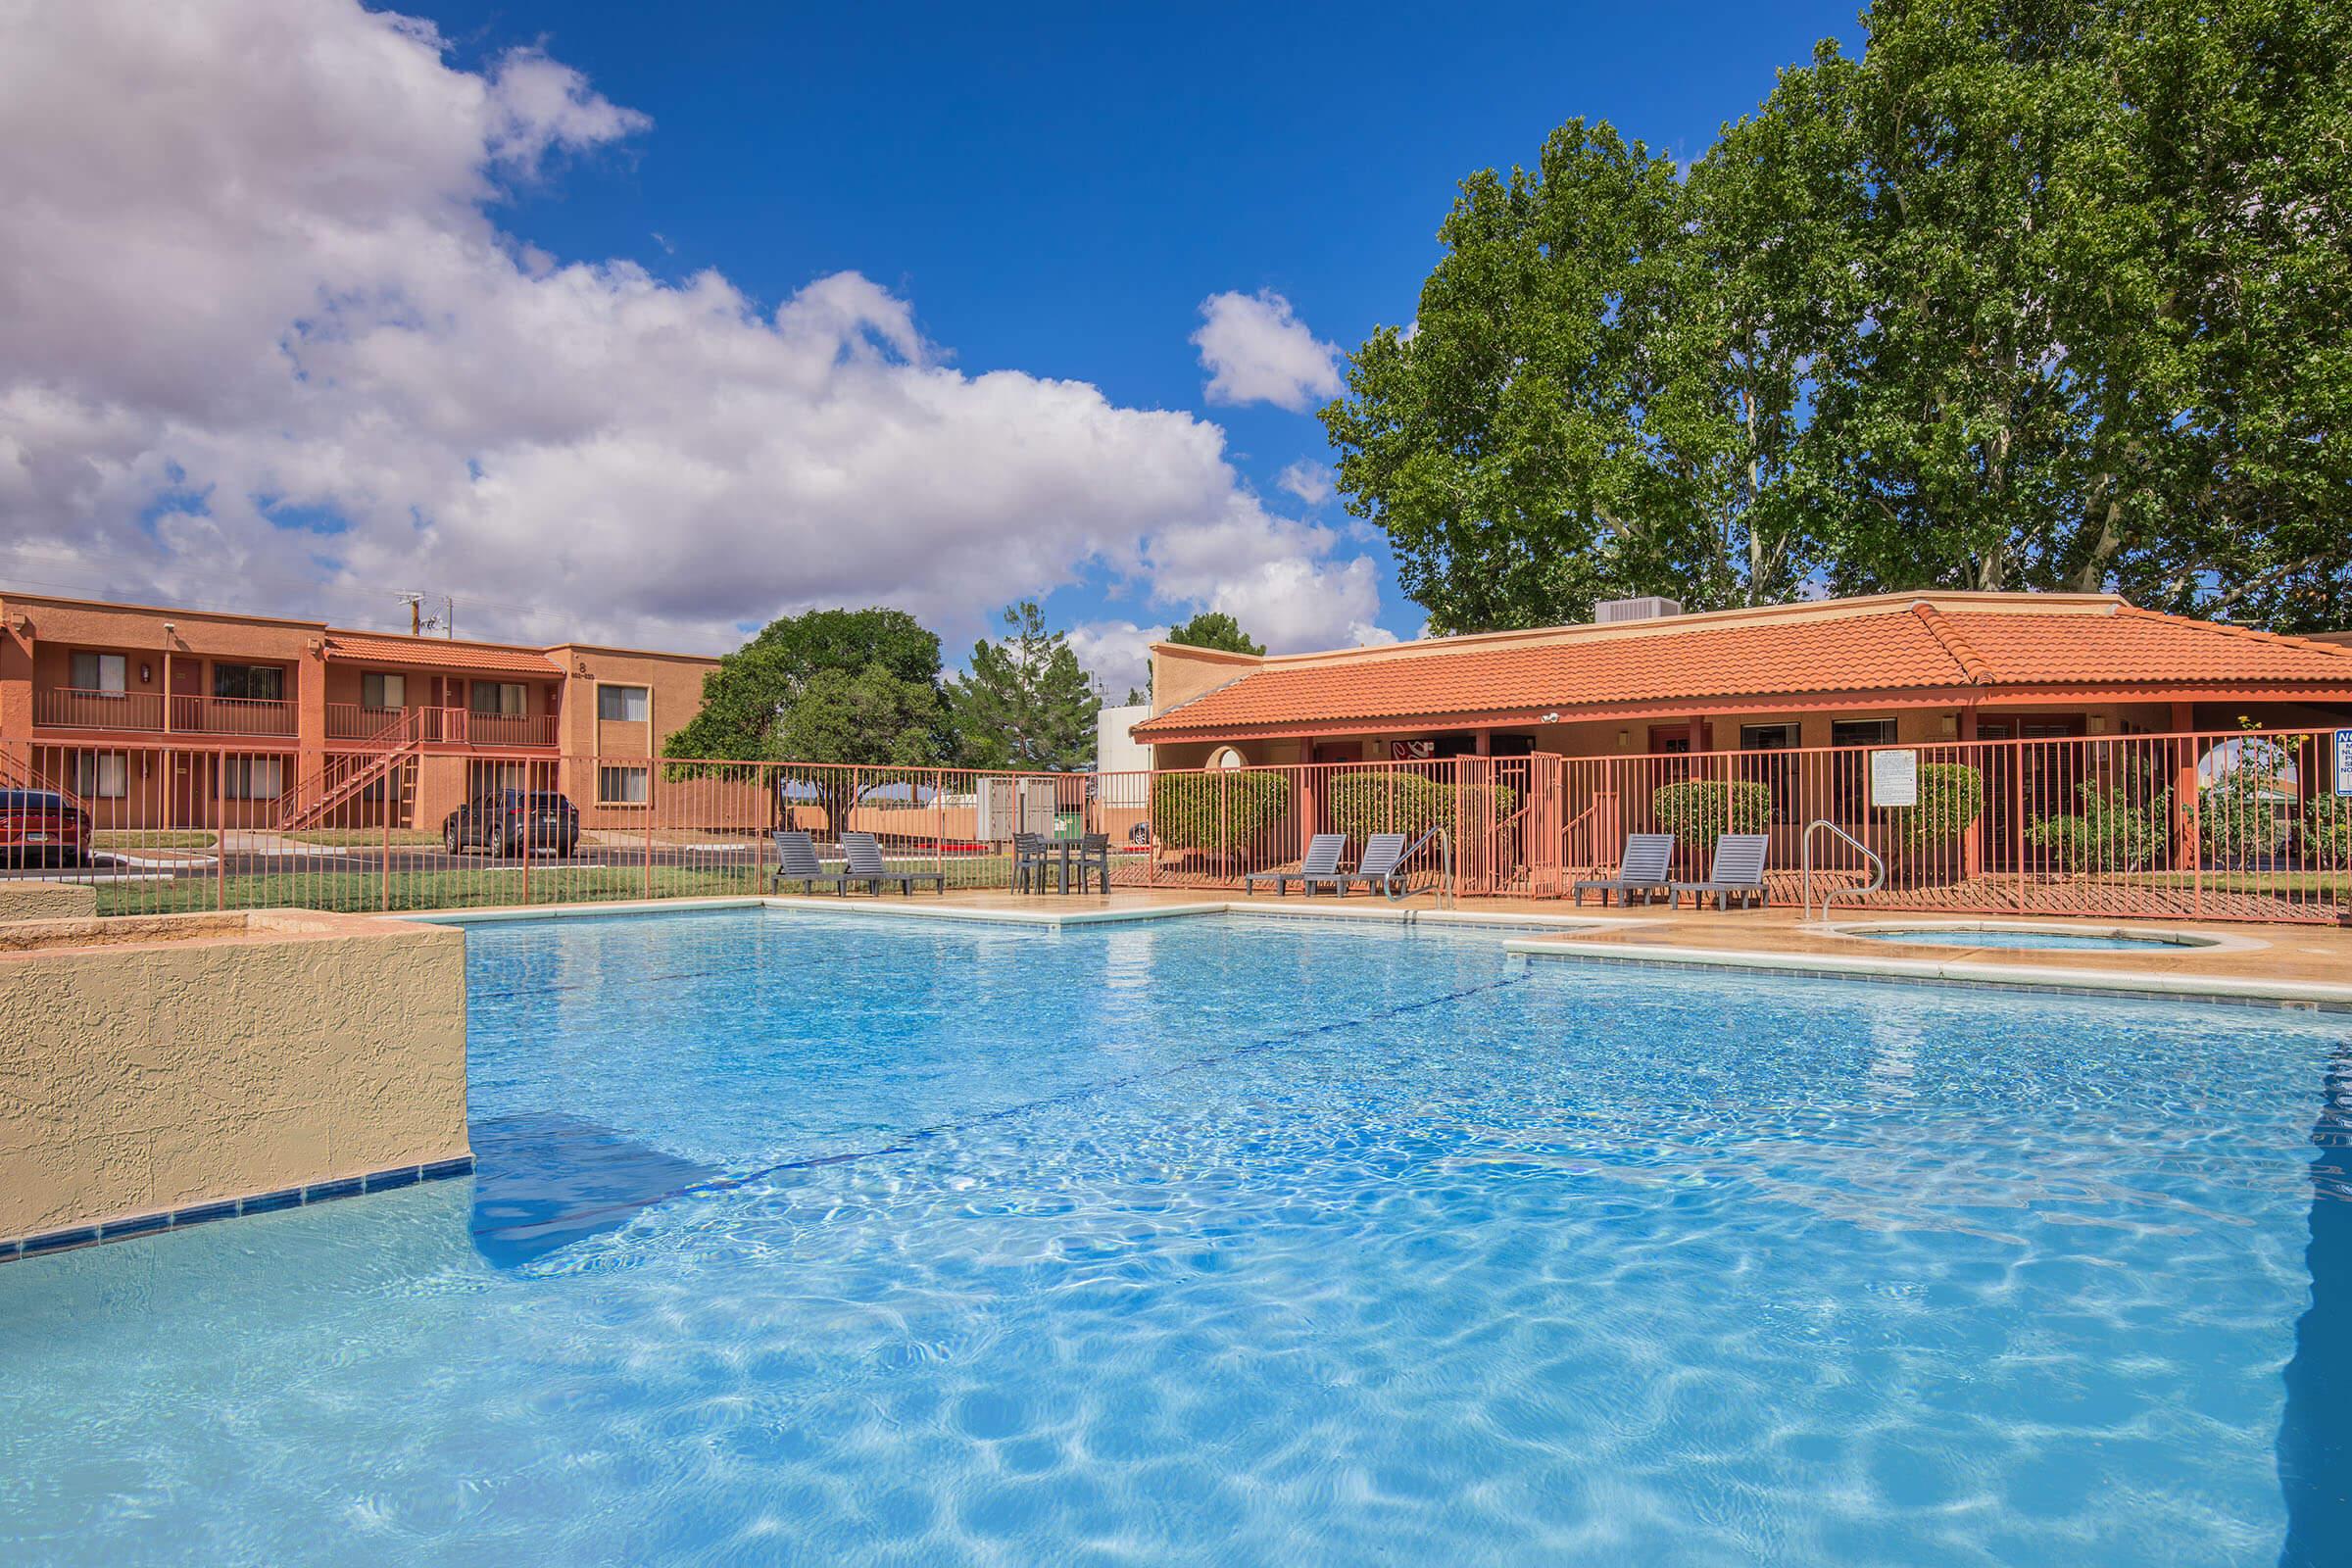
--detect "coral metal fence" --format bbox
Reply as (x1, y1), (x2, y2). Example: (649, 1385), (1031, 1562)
(1, 730), (2344, 923)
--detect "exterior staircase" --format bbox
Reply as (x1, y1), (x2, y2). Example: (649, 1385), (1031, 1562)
(276, 710), (422, 831)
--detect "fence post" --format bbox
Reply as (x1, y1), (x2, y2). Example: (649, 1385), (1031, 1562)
(643, 758), (655, 900)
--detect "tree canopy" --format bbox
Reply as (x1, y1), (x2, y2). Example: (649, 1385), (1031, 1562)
(1323, 0), (2352, 634)
(949, 601), (1101, 770)
(663, 607), (950, 766)
(1165, 610), (1266, 657)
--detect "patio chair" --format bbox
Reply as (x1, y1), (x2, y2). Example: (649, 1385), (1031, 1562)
(840, 831), (946, 896)
(1244, 833), (1345, 897)
(1074, 832), (1111, 894)
(1571, 833), (1677, 906)
(770, 830), (854, 895)
(1011, 832), (1051, 894)
(1327, 832), (1409, 897)
(1669, 833), (1771, 911)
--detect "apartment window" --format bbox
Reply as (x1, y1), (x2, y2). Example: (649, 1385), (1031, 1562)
(1830, 718), (1899, 819)
(470, 681), (526, 716)
(220, 757), (285, 801)
(212, 663), (284, 702)
(1740, 723), (1802, 821)
(72, 751), (127, 799)
(597, 683), (650, 723)
(70, 652), (126, 693)
(361, 671), (406, 710)
(599, 764), (650, 806)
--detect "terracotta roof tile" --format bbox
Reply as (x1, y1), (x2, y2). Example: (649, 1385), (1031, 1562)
(1132, 600), (2352, 738)
(323, 633), (563, 675)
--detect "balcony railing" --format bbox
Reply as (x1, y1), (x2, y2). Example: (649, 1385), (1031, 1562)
(325, 704), (557, 748)
(35, 689), (295, 736)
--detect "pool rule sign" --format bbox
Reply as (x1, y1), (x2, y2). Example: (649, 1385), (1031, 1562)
(2337, 728), (2352, 795)
(1869, 748), (1919, 808)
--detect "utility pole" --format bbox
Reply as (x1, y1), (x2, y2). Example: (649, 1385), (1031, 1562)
(399, 592), (424, 636)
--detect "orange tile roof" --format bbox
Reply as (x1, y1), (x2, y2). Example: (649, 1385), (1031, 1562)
(322, 633), (564, 675)
(1132, 596), (2352, 739)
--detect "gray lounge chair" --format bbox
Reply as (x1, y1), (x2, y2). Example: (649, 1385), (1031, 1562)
(840, 831), (947, 896)
(1323, 832), (1409, 896)
(1572, 833), (1677, 906)
(771, 830), (854, 894)
(1670, 832), (1771, 910)
(1245, 833), (1346, 897)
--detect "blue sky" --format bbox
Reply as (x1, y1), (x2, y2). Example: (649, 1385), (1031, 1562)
(5, 0), (1857, 686)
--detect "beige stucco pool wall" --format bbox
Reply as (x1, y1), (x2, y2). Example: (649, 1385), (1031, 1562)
(0, 879), (97, 920)
(0, 907), (467, 1239)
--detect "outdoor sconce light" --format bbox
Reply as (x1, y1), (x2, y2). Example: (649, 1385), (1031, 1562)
(1541, 711), (1561, 724)
(2088, 714), (2107, 734)
(139, 662), (152, 684)
(1938, 713), (1957, 738)
(1616, 728), (1631, 749)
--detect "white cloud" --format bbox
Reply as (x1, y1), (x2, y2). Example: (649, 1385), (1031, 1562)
(1276, 460), (1334, 506)
(0, 0), (1382, 655)
(1067, 620), (1158, 700)
(1191, 289), (1345, 413)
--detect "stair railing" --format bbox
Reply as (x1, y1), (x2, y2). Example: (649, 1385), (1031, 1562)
(1802, 818), (1886, 923)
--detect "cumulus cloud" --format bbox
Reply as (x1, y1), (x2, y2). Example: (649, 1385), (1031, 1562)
(1191, 289), (1346, 413)
(0, 0), (1384, 654)
(1066, 620), (1159, 701)
(1276, 460), (1335, 506)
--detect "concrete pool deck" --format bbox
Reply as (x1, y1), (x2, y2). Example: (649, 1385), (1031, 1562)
(402, 887), (2352, 1008)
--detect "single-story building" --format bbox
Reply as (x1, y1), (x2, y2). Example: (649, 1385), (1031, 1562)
(1132, 591), (2352, 767)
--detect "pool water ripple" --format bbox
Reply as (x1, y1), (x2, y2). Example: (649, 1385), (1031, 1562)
(2, 907), (2345, 1566)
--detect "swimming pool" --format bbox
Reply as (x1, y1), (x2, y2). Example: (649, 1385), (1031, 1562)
(1848, 925), (2209, 952)
(2, 908), (2343, 1565)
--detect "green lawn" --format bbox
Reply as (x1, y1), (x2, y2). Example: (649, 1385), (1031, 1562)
(94, 830), (216, 851)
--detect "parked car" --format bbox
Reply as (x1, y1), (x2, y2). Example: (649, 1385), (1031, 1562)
(0, 788), (91, 867)
(443, 789), (578, 858)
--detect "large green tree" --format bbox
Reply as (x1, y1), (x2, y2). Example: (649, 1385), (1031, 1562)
(1165, 610), (1266, 657)
(949, 601), (1101, 770)
(1326, 0), (2352, 634)
(664, 607), (951, 832)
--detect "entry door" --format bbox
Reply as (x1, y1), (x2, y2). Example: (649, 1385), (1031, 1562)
(169, 752), (210, 828)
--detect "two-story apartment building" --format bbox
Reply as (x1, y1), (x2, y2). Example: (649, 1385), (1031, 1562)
(0, 592), (721, 832)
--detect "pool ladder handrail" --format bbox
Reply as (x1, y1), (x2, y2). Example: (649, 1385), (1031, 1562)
(1391, 826), (1452, 908)
(1801, 818), (1886, 924)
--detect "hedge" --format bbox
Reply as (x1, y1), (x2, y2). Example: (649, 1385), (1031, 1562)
(1326, 768), (1516, 848)
(1150, 770), (1291, 854)
(2025, 780), (2170, 873)
(1649, 779), (1770, 854)
(1880, 761), (1984, 855)
(2306, 792), (2351, 861)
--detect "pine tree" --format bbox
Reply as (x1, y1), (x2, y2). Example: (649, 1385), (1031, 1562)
(948, 601), (1102, 770)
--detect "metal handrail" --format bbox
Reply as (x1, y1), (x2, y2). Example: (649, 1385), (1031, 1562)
(1802, 818), (1886, 923)
(1390, 826), (1452, 908)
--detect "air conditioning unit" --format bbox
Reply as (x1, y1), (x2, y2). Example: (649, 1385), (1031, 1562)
(1593, 596), (1684, 624)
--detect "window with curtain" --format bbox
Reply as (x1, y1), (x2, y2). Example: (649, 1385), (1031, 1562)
(597, 684), (650, 722)
(361, 671), (406, 710)
(220, 757), (285, 800)
(70, 652), (126, 693)
(599, 765), (649, 805)
(469, 681), (525, 716)
(72, 751), (127, 798)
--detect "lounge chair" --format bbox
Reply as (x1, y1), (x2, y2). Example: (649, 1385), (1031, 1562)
(1572, 833), (1678, 906)
(1670, 833), (1771, 910)
(840, 831), (947, 896)
(1244, 833), (1345, 897)
(770, 830), (854, 894)
(1322, 832), (1409, 897)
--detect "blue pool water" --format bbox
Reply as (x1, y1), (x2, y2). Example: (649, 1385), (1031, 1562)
(1853, 926), (2199, 952)
(2, 908), (2346, 1565)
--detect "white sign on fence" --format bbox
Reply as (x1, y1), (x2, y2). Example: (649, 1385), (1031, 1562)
(1868, 747), (1919, 809)
(2336, 729), (2352, 796)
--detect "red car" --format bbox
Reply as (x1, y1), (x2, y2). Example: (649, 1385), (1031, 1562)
(0, 789), (91, 867)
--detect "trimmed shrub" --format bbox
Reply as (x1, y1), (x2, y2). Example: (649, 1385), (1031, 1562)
(2026, 780), (2171, 873)
(1151, 769), (1291, 854)
(1326, 769), (1517, 848)
(1879, 761), (1984, 857)
(1650, 779), (1771, 854)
